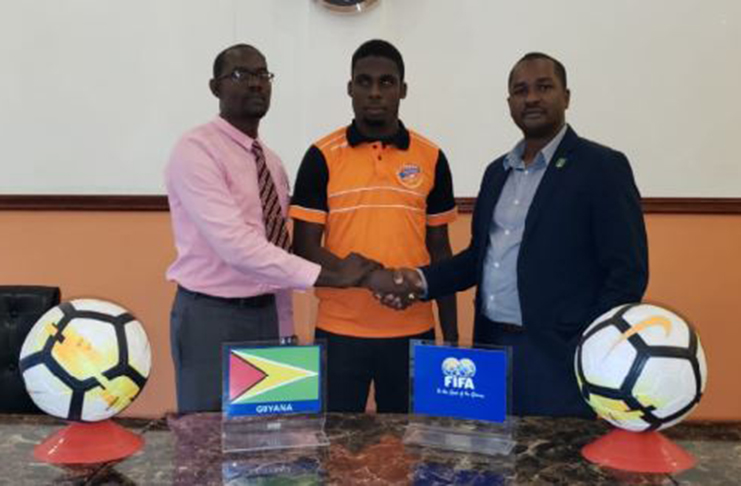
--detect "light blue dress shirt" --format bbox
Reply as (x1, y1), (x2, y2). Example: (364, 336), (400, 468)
(481, 124), (569, 326)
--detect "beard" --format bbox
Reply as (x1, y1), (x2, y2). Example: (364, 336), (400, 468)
(243, 99), (269, 119)
(244, 106), (268, 119)
(516, 117), (562, 140)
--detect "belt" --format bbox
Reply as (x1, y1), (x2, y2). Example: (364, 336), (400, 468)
(493, 321), (525, 333)
(178, 286), (275, 308)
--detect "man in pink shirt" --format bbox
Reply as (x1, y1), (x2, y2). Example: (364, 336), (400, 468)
(165, 44), (376, 412)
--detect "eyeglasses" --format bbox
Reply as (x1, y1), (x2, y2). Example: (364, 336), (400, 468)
(217, 68), (275, 83)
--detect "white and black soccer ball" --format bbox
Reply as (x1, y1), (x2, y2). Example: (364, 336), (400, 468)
(575, 303), (707, 432)
(19, 299), (151, 422)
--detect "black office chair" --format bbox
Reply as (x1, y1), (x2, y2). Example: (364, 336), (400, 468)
(0, 286), (61, 413)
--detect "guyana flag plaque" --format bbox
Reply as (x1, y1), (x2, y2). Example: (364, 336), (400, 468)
(223, 345), (323, 417)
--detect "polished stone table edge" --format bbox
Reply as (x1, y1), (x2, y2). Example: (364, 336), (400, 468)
(5, 413), (740, 485)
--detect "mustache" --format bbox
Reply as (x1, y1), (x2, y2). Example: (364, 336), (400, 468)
(522, 108), (546, 117)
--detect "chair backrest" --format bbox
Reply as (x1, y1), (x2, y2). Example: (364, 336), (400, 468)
(0, 286), (61, 413)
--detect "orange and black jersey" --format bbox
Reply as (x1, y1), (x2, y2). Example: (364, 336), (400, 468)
(290, 121), (457, 338)
(291, 121), (455, 227)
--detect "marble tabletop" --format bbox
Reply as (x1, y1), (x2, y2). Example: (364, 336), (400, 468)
(2, 413), (739, 485)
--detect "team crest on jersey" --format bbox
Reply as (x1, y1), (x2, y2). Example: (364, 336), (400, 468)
(397, 164), (423, 188)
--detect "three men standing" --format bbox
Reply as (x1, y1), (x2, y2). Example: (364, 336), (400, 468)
(166, 43), (648, 418)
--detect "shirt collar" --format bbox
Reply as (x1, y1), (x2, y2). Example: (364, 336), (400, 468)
(504, 123), (569, 170)
(346, 120), (411, 150)
(212, 116), (258, 149)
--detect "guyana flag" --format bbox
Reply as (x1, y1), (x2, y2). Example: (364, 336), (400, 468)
(223, 345), (322, 417)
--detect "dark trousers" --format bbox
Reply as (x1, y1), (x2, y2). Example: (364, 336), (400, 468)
(170, 287), (279, 413)
(476, 316), (593, 417)
(315, 328), (435, 414)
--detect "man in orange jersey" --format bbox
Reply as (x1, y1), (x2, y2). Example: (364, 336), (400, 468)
(290, 39), (458, 413)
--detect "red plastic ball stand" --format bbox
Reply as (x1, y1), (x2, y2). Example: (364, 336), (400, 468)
(582, 428), (696, 473)
(34, 420), (144, 465)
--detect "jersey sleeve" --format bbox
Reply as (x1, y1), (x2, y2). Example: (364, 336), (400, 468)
(289, 145), (329, 225)
(426, 149), (458, 226)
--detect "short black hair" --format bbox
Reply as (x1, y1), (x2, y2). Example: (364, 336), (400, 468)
(351, 39), (405, 81)
(508, 52), (568, 89)
(213, 44), (261, 79)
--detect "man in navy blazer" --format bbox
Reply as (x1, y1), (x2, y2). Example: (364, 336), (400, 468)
(368, 52), (648, 417)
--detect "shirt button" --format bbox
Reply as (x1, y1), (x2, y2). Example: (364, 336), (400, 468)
(494, 262), (500, 268)
(504, 230), (510, 236)
(524, 170), (529, 175)
(377, 156), (382, 160)
(513, 200), (520, 205)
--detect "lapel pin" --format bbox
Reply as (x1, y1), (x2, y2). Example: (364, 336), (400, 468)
(555, 157), (567, 169)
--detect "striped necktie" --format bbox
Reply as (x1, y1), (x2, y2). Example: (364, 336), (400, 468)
(251, 141), (291, 251)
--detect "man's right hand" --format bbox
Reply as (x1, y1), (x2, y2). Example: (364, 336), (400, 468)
(337, 252), (382, 287)
(314, 252), (381, 288)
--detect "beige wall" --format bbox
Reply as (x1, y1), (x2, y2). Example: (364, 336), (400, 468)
(1, 211), (738, 420)
(6, 1), (741, 199)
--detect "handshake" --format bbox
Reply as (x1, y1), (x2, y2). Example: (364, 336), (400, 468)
(333, 253), (425, 310)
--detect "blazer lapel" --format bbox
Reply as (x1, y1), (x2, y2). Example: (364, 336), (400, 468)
(476, 161), (509, 260)
(522, 127), (580, 243)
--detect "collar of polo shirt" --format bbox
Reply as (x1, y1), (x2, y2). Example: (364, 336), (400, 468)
(346, 120), (411, 149)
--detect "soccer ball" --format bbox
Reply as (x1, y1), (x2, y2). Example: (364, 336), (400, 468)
(19, 299), (151, 422)
(575, 303), (707, 432)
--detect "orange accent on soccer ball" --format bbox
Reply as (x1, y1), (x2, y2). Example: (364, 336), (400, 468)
(609, 316), (672, 353)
